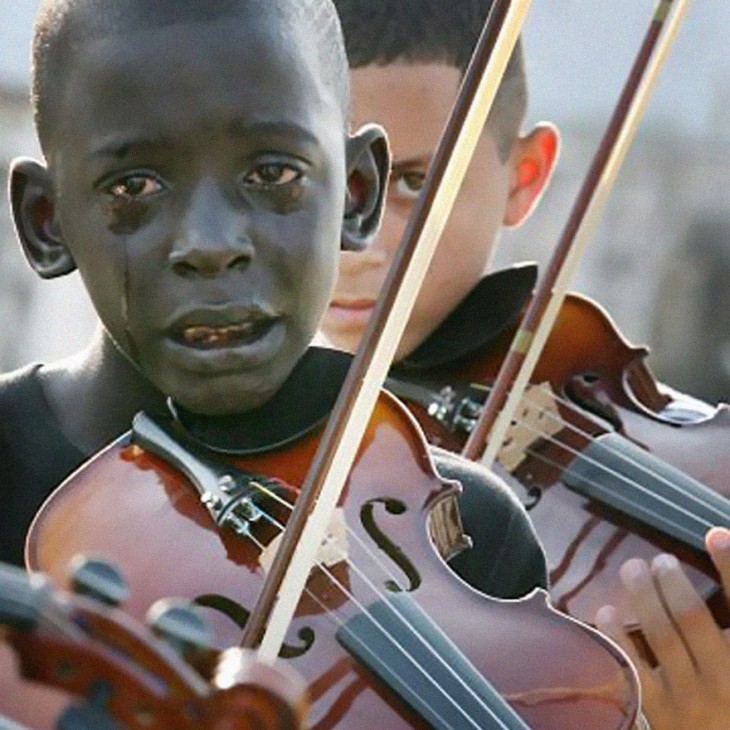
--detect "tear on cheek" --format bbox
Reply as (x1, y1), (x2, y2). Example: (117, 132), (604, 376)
(280, 185), (304, 208)
(104, 199), (148, 235)
(121, 241), (138, 363)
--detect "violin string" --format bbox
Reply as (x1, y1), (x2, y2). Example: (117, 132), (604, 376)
(470, 381), (729, 524)
(24, 580), (476, 730)
(242, 531), (464, 730)
(245, 511), (511, 730)
(253, 426), (704, 722)
(503, 407), (721, 530)
(516, 384), (729, 523)
(251, 486), (522, 728)
(476, 380), (684, 495)
(29, 554), (500, 730)
(504, 426), (719, 543)
(253, 481), (440, 614)
(529, 381), (725, 506)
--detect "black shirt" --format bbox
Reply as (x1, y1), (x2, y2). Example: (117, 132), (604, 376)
(0, 363), (547, 598)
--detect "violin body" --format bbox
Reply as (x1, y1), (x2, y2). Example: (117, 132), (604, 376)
(28, 392), (639, 729)
(389, 292), (730, 626)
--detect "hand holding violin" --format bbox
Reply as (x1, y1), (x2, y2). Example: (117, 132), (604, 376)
(596, 527), (730, 730)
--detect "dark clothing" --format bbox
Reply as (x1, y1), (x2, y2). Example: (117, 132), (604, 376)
(0, 365), (84, 568)
(398, 263), (536, 371)
(0, 363), (547, 598)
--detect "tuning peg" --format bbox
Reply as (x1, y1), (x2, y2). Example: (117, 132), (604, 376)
(146, 598), (213, 658)
(68, 555), (129, 607)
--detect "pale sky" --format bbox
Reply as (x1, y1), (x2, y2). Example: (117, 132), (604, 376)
(2, 0), (728, 134)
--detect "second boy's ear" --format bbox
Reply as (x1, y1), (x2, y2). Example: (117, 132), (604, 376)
(9, 158), (76, 278)
(503, 123), (560, 228)
(342, 123), (390, 251)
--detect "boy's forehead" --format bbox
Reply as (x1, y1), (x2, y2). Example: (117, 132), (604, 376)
(350, 63), (461, 152)
(351, 63), (460, 112)
(52, 15), (345, 153)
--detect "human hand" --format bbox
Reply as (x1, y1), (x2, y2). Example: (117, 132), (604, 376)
(595, 527), (730, 730)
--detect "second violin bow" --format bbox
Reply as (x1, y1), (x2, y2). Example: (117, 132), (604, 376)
(462, 0), (693, 466)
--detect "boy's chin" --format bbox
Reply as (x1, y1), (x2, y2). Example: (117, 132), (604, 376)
(143, 341), (311, 418)
(170, 378), (282, 417)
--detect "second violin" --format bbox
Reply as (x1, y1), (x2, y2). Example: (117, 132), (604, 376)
(386, 264), (730, 626)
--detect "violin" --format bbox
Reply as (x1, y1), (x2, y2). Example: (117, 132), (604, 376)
(0, 560), (307, 729)
(386, 266), (730, 626)
(26, 389), (640, 728)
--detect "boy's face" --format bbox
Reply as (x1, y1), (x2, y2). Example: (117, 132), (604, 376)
(323, 63), (509, 360)
(321, 63), (555, 361)
(47, 16), (348, 414)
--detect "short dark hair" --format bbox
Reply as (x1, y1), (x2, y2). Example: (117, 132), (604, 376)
(31, 0), (349, 156)
(333, 0), (527, 159)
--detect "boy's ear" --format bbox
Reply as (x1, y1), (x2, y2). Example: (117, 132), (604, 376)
(503, 123), (559, 228)
(9, 158), (76, 278)
(342, 123), (390, 251)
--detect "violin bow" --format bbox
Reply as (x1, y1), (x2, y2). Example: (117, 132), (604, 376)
(462, 0), (693, 467)
(242, 0), (534, 661)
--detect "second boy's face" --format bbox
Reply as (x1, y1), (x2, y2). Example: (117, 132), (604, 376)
(49, 16), (347, 414)
(322, 63), (513, 360)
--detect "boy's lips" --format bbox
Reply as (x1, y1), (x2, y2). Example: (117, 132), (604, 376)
(179, 321), (270, 349)
(326, 297), (377, 330)
(162, 305), (285, 370)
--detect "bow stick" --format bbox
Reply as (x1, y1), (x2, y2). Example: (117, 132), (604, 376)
(242, 0), (534, 660)
(462, 0), (693, 466)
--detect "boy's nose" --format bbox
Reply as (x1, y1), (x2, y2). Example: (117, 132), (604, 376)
(168, 233), (254, 278)
(168, 181), (254, 277)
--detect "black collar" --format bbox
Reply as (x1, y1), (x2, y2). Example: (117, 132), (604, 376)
(167, 346), (352, 455)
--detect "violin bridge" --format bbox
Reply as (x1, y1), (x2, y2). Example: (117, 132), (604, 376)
(258, 507), (349, 575)
(497, 383), (563, 472)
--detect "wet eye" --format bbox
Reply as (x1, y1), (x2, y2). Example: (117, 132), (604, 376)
(243, 163), (301, 187)
(105, 174), (164, 201)
(392, 170), (426, 199)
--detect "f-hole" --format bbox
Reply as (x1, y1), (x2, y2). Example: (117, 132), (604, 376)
(360, 498), (421, 593)
(194, 594), (315, 658)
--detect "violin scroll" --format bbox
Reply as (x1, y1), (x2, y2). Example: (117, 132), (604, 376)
(0, 559), (308, 730)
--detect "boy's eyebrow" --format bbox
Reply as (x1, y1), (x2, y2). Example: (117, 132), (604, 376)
(391, 154), (432, 170)
(90, 135), (179, 160)
(225, 120), (321, 147)
(90, 122), (321, 160)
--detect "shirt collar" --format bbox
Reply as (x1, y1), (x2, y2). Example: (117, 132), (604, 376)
(168, 346), (352, 455)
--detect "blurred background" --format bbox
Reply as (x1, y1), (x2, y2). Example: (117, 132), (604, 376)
(0, 0), (728, 402)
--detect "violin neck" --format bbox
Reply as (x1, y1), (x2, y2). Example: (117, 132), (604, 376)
(562, 432), (729, 553)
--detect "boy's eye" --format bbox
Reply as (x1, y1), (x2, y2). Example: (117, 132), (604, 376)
(242, 163), (301, 187)
(105, 174), (164, 200)
(392, 170), (426, 199)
